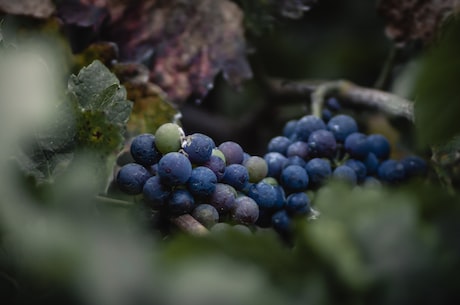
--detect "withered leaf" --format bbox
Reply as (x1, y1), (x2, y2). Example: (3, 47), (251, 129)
(377, 0), (460, 46)
(0, 0), (55, 18)
(107, 0), (252, 104)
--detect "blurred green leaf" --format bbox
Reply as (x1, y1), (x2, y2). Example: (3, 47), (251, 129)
(413, 18), (460, 146)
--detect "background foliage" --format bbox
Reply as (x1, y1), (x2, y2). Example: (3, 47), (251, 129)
(1, 1), (460, 305)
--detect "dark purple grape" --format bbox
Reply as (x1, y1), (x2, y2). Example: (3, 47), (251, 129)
(344, 132), (369, 159)
(305, 158), (331, 187)
(130, 133), (161, 166)
(327, 114), (358, 142)
(286, 192), (310, 215)
(332, 165), (357, 185)
(187, 166), (217, 197)
(378, 160), (405, 183)
(294, 115), (327, 141)
(307, 129), (337, 158)
(192, 204), (219, 228)
(280, 165), (309, 192)
(116, 163), (151, 195)
(286, 141), (309, 159)
(183, 133), (215, 164)
(168, 189), (195, 215)
(231, 196), (259, 225)
(203, 155), (226, 181)
(143, 175), (171, 209)
(209, 183), (237, 214)
(345, 159), (367, 182)
(400, 156), (427, 178)
(264, 152), (288, 178)
(268, 136), (292, 155)
(157, 152), (192, 186)
(367, 134), (391, 160)
(247, 182), (279, 209)
(218, 141), (244, 165)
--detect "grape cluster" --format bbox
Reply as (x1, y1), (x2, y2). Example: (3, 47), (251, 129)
(115, 103), (427, 236)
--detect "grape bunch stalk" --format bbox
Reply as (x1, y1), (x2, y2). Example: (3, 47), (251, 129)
(114, 100), (427, 237)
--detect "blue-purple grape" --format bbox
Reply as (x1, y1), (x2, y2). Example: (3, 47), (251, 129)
(183, 133), (215, 164)
(203, 155), (226, 181)
(332, 165), (357, 185)
(280, 165), (309, 192)
(327, 114), (358, 142)
(168, 189), (196, 215)
(221, 164), (249, 191)
(187, 166), (217, 197)
(286, 141), (309, 159)
(130, 133), (161, 166)
(268, 136), (292, 155)
(209, 183), (237, 214)
(294, 115), (327, 141)
(231, 196), (259, 225)
(378, 159), (405, 183)
(143, 175), (170, 209)
(285, 192), (310, 215)
(344, 132), (369, 159)
(307, 129), (337, 158)
(305, 158), (331, 187)
(116, 163), (151, 195)
(157, 152), (192, 186)
(367, 134), (391, 160)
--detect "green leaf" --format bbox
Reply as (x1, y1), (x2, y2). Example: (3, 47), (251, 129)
(69, 60), (133, 154)
(413, 18), (460, 146)
(69, 60), (123, 109)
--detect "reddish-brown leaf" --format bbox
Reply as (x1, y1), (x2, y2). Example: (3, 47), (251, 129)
(377, 0), (460, 46)
(0, 0), (55, 18)
(107, 0), (252, 104)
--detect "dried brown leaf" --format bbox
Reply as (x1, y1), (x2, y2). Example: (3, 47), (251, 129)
(377, 0), (460, 46)
(0, 0), (55, 18)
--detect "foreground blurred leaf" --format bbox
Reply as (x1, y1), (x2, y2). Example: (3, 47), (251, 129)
(377, 0), (459, 46)
(299, 182), (460, 304)
(413, 18), (460, 146)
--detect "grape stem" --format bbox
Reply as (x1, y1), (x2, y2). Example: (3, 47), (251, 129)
(267, 78), (415, 122)
(170, 214), (209, 236)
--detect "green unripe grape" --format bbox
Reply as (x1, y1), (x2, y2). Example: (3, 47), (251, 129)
(244, 156), (268, 183)
(154, 123), (184, 154)
(262, 177), (278, 186)
(211, 148), (226, 163)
